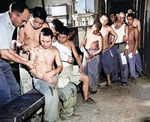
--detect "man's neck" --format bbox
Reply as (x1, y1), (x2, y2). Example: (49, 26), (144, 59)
(128, 24), (134, 28)
(39, 45), (50, 50)
(117, 22), (123, 26)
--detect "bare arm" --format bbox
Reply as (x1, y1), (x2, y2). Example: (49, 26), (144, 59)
(18, 27), (25, 45)
(0, 49), (34, 69)
(81, 33), (87, 47)
(30, 48), (63, 84)
(137, 21), (141, 48)
(109, 27), (118, 48)
(132, 28), (138, 56)
(71, 41), (83, 73)
(42, 49), (63, 83)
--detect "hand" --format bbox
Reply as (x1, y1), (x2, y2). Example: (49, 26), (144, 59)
(78, 66), (83, 73)
(124, 49), (128, 55)
(42, 71), (58, 85)
(68, 56), (74, 64)
(22, 45), (30, 52)
(109, 45), (113, 49)
(26, 61), (36, 70)
(123, 35), (128, 42)
(87, 53), (93, 59)
(132, 49), (136, 56)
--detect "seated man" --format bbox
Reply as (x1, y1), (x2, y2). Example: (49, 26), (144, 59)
(52, 26), (95, 104)
(29, 28), (62, 122)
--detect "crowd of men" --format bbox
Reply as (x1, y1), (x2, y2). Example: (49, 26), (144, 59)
(0, 1), (143, 122)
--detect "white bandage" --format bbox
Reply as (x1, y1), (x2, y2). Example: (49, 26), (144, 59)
(126, 45), (129, 49)
(49, 23), (55, 28)
(17, 42), (23, 47)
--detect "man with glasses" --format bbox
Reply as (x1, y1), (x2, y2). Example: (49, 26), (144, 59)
(0, 1), (35, 107)
(18, 6), (49, 94)
(111, 12), (129, 85)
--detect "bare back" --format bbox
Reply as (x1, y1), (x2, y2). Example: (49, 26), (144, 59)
(19, 20), (49, 48)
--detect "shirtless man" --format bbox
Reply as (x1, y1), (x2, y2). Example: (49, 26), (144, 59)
(18, 7), (49, 94)
(127, 8), (143, 77)
(29, 28), (62, 122)
(55, 26), (95, 104)
(99, 13), (118, 86)
(81, 21), (103, 93)
(19, 6), (49, 50)
(125, 13), (143, 81)
(50, 19), (81, 119)
(127, 8), (141, 48)
(111, 12), (129, 85)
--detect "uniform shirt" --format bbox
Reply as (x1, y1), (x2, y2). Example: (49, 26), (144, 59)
(0, 11), (15, 50)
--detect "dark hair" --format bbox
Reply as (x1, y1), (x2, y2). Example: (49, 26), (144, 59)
(127, 13), (135, 19)
(33, 7), (47, 22)
(10, 1), (28, 13)
(128, 8), (134, 12)
(109, 12), (116, 17)
(59, 26), (69, 36)
(40, 28), (53, 39)
(52, 19), (63, 33)
(93, 20), (102, 30)
(101, 13), (109, 19)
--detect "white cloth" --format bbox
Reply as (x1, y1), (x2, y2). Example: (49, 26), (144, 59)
(111, 23), (126, 43)
(52, 41), (72, 68)
(80, 46), (89, 58)
(0, 11), (15, 50)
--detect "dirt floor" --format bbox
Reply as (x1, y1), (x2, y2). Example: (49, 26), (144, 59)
(70, 75), (150, 122)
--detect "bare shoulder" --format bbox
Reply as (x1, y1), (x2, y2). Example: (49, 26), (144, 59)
(134, 27), (138, 32)
(43, 22), (50, 28)
(97, 33), (103, 40)
(67, 40), (74, 45)
(87, 28), (91, 32)
(134, 18), (140, 23)
(50, 46), (59, 54)
(24, 20), (31, 29)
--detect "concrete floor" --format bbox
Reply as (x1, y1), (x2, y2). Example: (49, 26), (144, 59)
(72, 75), (150, 122)
(27, 75), (150, 122)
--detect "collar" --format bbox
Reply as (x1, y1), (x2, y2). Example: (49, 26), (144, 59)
(5, 11), (15, 30)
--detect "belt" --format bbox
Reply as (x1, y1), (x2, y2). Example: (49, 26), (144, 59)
(114, 42), (125, 49)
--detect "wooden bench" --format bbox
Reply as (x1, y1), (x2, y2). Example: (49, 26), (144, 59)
(0, 89), (45, 122)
